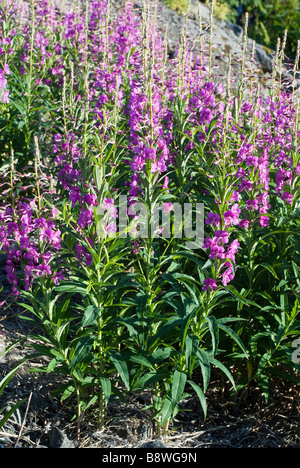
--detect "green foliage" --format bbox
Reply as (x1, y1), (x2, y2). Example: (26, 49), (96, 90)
(0, 340), (27, 432)
(0, 0), (299, 442)
(216, 0), (300, 58)
(163, 0), (189, 14)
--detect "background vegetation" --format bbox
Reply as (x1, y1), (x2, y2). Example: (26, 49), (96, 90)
(165, 0), (300, 59)
(217, 0), (300, 58)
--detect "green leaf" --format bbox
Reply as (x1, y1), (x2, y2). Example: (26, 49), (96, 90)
(171, 370), (187, 407)
(109, 350), (130, 390)
(55, 282), (88, 295)
(196, 349), (211, 392)
(275, 324), (287, 347)
(148, 347), (173, 365)
(47, 357), (63, 373)
(256, 352), (272, 377)
(148, 316), (182, 349)
(218, 324), (249, 358)
(115, 317), (139, 337)
(258, 263), (279, 279)
(205, 316), (219, 356)
(224, 285), (258, 308)
(187, 380), (207, 419)
(185, 334), (199, 376)
(100, 376), (112, 407)
(0, 399), (26, 430)
(132, 369), (170, 390)
(81, 306), (102, 328)
(210, 357), (236, 390)
(258, 373), (270, 402)
(135, 292), (148, 318)
(60, 384), (76, 402)
(0, 338), (24, 363)
(69, 335), (94, 372)
(292, 261), (300, 289)
(129, 354), (154, 369)
(157, 394), (173, 426)
(180, 304), (198, 350)
(0, 358), (27, 396)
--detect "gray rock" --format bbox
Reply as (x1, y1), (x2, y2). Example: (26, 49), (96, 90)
(135, 439), (168, 448)
(225, 21), (243, 39)
(49, 426), (75, 449)
(254, 42), (273, 73)
(0, 334), (7, 363)
(136, 423), (152, 440)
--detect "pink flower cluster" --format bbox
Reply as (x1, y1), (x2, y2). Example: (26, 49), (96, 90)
(0, 64), (10, 103)
(203, 225), (240, 289)
(126, 83), (172, 203)
(1, 202), (63, 295)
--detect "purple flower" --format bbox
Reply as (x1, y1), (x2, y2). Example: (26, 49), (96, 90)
(163, 176), (169, 190)
(84, 193), (97, 206)
(0, 73), (7, 89)
(1, 89), (9, 103)
(69, 187), (83, 207)
(205, 212), (220, 227)
(246, 199), (259, 211)
(209, 244), (225, 260)
(214, 230), (229, 244)
(103, 197), (114, 210)
(221, 268), (234, 287)
(78, 208), (94, 228)
(225, 239), (240, 263)
(36, 264), (52, 277)
(224, 204), (241, 226)
(103, 197), (118, 218)
(203, 278), (218, 292)
(282, 191), (293, 205)
(105, 221), (117, 235)
(239, 179), (252, 191)
(52, 270), (65, 285)
(52, 205), (59, 218)
(75, 244), (85, 257)
(33, 218), (47, 229)
(239, 219), (250, 229)
(259, 216), (269, 227)
(163, 202), (173, 213)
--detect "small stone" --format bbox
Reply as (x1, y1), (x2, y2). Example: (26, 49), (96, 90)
(135, 439), (168, 449)
(136, 423), (152, 440)
(49, 426), (75, 449)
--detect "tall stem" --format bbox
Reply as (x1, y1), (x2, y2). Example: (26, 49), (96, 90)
(73, 379), (82, 440)
(241, 12), (248, 89)
(208, 0), (215, 82)
(10, 144), (15, 219)
(278, 29), (287, 94)
(25, 0), (36, 159)
(34, 136), (41, 214)
(98, 359), (106, 430)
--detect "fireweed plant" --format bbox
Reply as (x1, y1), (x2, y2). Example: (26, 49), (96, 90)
(0, 0), (300, 438)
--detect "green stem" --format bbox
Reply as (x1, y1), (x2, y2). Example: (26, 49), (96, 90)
(73, 379), (82, 440)
(98, 359), (106, 430)
(34, 136), (41, 214)
(25, 1), (35, 158)
(155, 381), (161, 437)
(97, 299), (106, 429)
(10, 144), (15, 219)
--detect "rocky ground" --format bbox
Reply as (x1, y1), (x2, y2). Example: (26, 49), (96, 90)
(66, 0), (297, 95)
